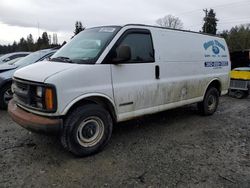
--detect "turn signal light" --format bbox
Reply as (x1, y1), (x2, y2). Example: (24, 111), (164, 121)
(45, 88), (54, 110)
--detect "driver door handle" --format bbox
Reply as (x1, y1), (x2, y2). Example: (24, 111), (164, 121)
(155, 65), (160, 79)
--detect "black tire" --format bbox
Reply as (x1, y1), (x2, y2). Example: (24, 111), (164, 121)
(0, 83), (13, 110)
(60, 104), (113, 157)
(234, 90), (248, 99)
(197, 87), (219, 116)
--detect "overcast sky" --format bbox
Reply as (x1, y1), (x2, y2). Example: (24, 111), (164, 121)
(0, 0), (250, 45)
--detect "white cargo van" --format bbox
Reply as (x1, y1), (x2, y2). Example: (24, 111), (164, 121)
(8, 24), (231, 156)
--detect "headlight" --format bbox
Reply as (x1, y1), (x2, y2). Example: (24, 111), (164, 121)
(13, 79), (57, 112)
(36, 86), (43, 97)
(34, 85), (56, 112)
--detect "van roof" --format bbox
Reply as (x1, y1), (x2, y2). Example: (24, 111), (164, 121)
(123, 24), (222, 38)
(87, 24), (222, 38)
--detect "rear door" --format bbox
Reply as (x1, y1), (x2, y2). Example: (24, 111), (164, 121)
(105, 29), (159, 120)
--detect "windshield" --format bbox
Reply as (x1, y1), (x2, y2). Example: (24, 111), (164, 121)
(0, 54), (9, 61)
(12, 50), (49, 66)
(50, 26), (121, 64)
(0, 53), (13, 63)
(6, 57), (23, 65)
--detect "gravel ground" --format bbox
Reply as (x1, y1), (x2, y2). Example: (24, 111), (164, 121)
(0, 96), (250, 188)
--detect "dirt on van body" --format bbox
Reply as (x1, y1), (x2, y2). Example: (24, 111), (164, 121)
(0, 96), (250, 188)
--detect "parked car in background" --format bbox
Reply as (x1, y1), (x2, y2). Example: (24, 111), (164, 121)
(4, 56), (25, 65)
(229, 67), (250, 98)
(0, 48), (57, 109)
(0, 52), (30, 64)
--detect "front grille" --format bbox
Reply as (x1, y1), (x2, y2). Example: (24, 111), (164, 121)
(13, 78), (57, 113)
(230, 80), (248, 90)
(15, 81), (28, 91)
(13, 79), (31, 107)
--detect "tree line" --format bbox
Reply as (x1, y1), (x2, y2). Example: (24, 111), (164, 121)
(0, 21), (86, 54)
(0, 32), (61, 54)
(220, 25), (250, 52)
(156, 9), (250, 52)
(1, 14), (250, 54)
(0, 21), (85, 54)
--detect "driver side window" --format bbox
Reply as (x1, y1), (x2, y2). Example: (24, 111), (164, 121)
(117, 33), (154, 63)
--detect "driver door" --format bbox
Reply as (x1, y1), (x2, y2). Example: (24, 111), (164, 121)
(107, 29), (160, 120)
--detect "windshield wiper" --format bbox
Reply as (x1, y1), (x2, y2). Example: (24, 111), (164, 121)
(50, 56), (74, 63)
(71, 58), (96, 64)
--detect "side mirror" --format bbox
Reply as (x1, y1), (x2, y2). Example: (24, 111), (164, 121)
(112, 45), (131, 63)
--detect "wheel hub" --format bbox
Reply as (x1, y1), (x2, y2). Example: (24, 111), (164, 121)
(82, 123), (97, 139)
(76, 116), (104, 147)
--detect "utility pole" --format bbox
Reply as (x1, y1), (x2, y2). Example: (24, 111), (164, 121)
(37, 22), (40, 41)
(203, 9), (208, 33)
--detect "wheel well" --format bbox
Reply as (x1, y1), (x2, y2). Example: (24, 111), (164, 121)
(66, 96), (117, 123)
(207, 80), (222, 95)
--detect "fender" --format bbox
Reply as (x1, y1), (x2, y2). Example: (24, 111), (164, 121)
(61, 92), (117, 117)
(202, 78), (221, 98)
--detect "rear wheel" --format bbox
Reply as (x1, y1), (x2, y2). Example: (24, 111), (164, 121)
(234, 90), (248, 99)
(197, 87), (219, 116)
(60, 104), (113, 157)
(0, 83), (13, 110)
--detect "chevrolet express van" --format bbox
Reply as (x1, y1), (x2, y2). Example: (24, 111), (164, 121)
(8, 24), (231, 156)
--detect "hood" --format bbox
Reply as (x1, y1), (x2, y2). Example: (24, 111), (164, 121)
(0, 64), (17, 72)
(14, 61), (78, 83)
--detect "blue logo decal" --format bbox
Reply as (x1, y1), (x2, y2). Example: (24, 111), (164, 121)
(212, 46), (220, 54)
(204, 40), (225, 55)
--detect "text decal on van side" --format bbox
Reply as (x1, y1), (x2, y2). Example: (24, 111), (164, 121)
(205, 61), (228, 67)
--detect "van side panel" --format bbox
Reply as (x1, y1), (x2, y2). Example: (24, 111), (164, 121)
(116, 26), (230, 122)
(150, 28), (230, 105)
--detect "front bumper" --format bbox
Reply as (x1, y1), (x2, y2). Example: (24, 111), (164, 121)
(8, 99), (62, 134)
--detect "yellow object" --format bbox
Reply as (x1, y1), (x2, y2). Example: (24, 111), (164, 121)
(231, 70), (250, 80)
(45, 88), (54, 110)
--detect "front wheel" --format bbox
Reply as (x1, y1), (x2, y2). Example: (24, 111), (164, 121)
(60, 104), (113, 157)
(197, 87), (219, 116)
